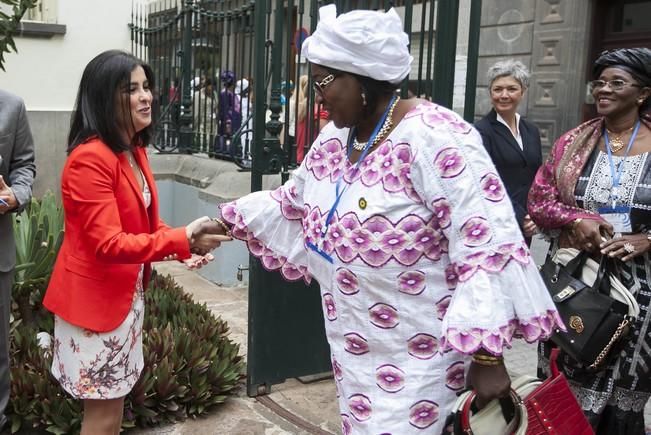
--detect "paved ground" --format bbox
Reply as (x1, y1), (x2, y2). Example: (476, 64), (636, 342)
(130, 258), (650, 434)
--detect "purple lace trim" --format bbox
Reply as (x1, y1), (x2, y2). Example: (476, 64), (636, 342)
(446, 241), (531, 287)
(270, 184), (303, 221)
(441, 310), (565, 355)
(220, 202), (311, 283)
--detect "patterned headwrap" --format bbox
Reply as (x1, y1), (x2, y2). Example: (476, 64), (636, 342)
(593, 48), (651, 86)
(301, 5), (412, 84)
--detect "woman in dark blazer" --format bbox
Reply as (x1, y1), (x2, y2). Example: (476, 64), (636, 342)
(475, 59), (542, 240)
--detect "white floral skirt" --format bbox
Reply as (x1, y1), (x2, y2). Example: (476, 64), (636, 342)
(51, 267), (145, 400)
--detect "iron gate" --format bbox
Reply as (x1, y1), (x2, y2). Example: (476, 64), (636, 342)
(131, 0), (482, 397)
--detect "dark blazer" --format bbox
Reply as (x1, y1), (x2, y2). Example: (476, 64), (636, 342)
(474, 109), (542, 229)
(0, 89), (36, 272)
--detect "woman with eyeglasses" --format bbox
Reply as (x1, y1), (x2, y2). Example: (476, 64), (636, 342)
(474, 60), (542, 243)
(204, 6), (562, 434)
(529, 47), (651, 433)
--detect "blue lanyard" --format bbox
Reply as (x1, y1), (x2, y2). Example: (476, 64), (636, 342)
(604, 119), (640, 206)
(320, 95), (397, 239)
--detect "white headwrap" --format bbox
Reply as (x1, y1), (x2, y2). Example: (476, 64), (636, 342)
(301, 5), (412, 84)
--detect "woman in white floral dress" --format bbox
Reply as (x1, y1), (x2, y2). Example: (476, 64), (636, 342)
(43, 50), (226, 435)
(212, 6), (564, 434)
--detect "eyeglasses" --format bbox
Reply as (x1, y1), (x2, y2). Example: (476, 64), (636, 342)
(589, 79), (641, 92)
(313, 74), (336, 96)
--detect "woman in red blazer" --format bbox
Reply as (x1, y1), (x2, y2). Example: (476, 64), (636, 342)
(43, 50), (228, 435)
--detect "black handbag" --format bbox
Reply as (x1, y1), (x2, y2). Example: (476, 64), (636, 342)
(540, 248), (637, 370)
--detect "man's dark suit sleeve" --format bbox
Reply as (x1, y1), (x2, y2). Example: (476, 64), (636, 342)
(8, 100), (35, 213)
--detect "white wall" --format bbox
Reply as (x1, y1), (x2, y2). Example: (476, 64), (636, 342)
(1, 0), (132, 111)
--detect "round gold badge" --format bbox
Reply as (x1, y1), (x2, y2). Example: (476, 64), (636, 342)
(358, 197), (367, 210)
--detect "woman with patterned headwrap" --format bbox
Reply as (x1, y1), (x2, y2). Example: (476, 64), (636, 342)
(529, 47), (651, 434)
(204, 6), (563, 434)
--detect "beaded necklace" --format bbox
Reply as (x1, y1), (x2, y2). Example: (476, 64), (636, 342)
(352, 96), (401, 151)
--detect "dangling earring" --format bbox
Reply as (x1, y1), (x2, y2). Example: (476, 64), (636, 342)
(638, 98), (645, 105)
(361, 93), (367, 106)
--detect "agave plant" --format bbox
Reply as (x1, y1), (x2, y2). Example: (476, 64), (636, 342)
(9, 272), (244, 434)
(12, 192), (64, 326)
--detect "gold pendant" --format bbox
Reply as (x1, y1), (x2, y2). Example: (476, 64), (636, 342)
(610, 136), (625, 152)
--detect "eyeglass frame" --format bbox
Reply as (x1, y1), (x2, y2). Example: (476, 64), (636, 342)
(313, 74), (336, 96)
(589, 79), (642, 92)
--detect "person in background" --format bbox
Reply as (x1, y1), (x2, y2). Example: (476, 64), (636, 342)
(193, 77), (217, 149)
(0, 88), (36, 431)
(42, 50), (227, 435)
(218, 70), (240, 139)
(235, 78), (252, 160)
(204, 6), (563, 434)
(474, 60), (542, 242)
(529, 47), (651, 434)
(168, 77), (180, 126)
(285, 77), (300, 152)
(294, 74), (329, 163)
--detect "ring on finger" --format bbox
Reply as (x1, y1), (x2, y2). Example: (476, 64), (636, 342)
(623, 242), (635, 254)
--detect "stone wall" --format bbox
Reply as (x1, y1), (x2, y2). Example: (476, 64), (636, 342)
(26, 111), (70, 199)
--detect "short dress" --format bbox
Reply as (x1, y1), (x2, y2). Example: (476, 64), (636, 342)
(51, 181), (151, 400)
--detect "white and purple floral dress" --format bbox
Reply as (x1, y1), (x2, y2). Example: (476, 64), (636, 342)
(221, 102), (563, 434)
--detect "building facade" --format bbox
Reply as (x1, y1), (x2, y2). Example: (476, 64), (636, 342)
(474, 0), (651, 150)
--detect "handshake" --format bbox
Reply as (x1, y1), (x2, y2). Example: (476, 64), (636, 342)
(185, 216), (233, 253)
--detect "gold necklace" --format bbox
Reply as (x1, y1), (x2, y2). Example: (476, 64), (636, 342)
(352, 97), (401, 152)
(606, 124), (635, 153)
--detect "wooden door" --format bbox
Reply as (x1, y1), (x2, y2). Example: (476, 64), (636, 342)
(582, 0), (651, 120)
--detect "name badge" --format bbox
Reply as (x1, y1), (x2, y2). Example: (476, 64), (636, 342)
(598, 205), (632, 233)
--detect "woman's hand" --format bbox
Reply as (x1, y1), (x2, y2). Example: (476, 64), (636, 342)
(466, 353), (511, 410)
(184, 253), (214, 270)
(600, 233), (651, 262)
(186, 216), (211, 240)
(188, 219), (233, 255)
(569, 218), (613, 252)
(522, 214), (538, 238)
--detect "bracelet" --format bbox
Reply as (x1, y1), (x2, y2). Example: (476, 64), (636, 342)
(472, 354), (503, 362)
(472, 358), (503, 367)
(472, 354), (504, 366)
(211, 217), (232, 236)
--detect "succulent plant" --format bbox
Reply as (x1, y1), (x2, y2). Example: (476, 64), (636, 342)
(8, 195), (245, 434)
(12, 192), (63, 328)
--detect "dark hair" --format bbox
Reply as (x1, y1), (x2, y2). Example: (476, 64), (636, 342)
(322, 66), (397, 117)
(221, 70), (235, 87)
(593, 47), (651, 113)
(67, 50), (156, 154)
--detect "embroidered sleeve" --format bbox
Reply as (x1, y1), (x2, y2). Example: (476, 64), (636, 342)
(220, 164), (311, 283)
(408, 104), (563, 355)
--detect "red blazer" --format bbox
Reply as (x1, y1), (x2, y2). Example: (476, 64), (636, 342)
(44, 138), (191, 332)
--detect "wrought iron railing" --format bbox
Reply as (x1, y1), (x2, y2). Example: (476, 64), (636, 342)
(129, 0), (482, 174)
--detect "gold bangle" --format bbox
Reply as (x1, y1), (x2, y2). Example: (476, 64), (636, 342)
(472, 358), (503, 366)
(211, 217), (232, 236)
(472, 354), (503, 361)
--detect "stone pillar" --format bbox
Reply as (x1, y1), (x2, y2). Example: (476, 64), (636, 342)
(528, 0), (594, 152)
